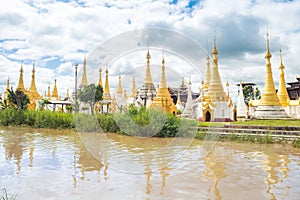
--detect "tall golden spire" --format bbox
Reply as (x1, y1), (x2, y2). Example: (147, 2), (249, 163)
(98, 67), (103, 87)
(203, 52), (211, 90)
(29, 63), (38, 93)
(80, 55), (88, 87)
(51, 79), (59, 100)
(160, 54), (167, 88)
(65, 89), (70, 99)
(144, 48), (153, 84)
(149, 54), (177, 114)
(123, 90), (128, 99)
(176, 88), (181, 105)
(277, 49), (290, 107)
(103, 69), (111, 101)
(116, 75), (123, 94)
(27, 62), (41, 102)
(130, 77), (136, 97)
(207, 34), (226, 101)
(16, 64), (26, 92)
(3, 78), (10, 99)
(47, 86), (51, 98)
(258, 32), (281, 106)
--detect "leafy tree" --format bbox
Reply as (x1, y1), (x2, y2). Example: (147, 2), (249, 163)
(78, 84), (103, 115)
(253, 86), (261, 100)
(242, 85), (261, 105)
(7, 88), (30, 110)
(0, 97), (9, 109)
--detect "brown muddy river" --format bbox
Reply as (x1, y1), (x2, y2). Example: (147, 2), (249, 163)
(0, 126), (300, 199)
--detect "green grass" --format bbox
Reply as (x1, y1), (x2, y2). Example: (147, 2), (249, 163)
(292, 139), (300, 148)
(196, 131), (277, 144)
(198, 122), (229, 127)
(198, 119), (300, 127)
(231, 119), (300, 127)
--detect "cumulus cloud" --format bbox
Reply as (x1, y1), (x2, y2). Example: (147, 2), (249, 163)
(0, 0), (300, 98)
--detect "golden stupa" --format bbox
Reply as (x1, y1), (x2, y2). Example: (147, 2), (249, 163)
(149, 54), (177, 114)
(254, 32), (288, 119)
(277, 49), (290, 107)
(207, 36), (226, 101)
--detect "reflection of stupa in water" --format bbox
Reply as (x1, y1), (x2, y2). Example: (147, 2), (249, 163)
(202, 148), (230, 200)
(261, 149), (291, 199)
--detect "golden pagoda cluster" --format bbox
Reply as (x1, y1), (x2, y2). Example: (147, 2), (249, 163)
(248, 32), (300, 119)
(91, 49), (177, 114)
(2, 62), (70, 110)
(1, 31), (299, 119)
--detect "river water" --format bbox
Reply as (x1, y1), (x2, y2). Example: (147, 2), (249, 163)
(0, 126), (300, 200)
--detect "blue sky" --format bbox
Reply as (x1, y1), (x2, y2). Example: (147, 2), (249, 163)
(0, 0), (300, 98)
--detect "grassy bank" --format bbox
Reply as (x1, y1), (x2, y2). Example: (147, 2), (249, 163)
(0, 108), (196, 137)
(199, 119), (300, 127)
(195, 131), (276, 144)
(231, 119), (300, 127)
(1, 108), (299, 147)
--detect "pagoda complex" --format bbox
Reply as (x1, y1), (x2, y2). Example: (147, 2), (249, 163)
(250, 33), (289, 119)
(193, 36), (234, 122)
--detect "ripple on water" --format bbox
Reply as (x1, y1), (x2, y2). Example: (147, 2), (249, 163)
(1, 128), (300, 199)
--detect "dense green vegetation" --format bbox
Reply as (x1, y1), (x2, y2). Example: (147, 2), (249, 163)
(4, 89), (29, 110)
(0, 109), (74, 129)
(0, 107), (299, 147)
(0, 107), (197, 138)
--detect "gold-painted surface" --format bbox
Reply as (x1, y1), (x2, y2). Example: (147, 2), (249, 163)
(51, 79), (60, 100)
(16, 64), (26, 93)
(144, 48), (153, 85)
(65, 89), (70, 99)
(116, 75), (123, 94)
(150, 56), (177, 114)
(203, 54), (211, 90)
(103, 69), (111, 101)
(47, 86), (51, 98)
(259, 33), (282, 106)
(176, 88), (181, 105)
(207, 36), (226, 101)
(80, 56), (88, 87)
(277, 49), (290, 107)
(98, 68), (103, 87)
(123, 90), (127, 99)
(3, 78), (10, 99)
(27, 64), (41, 102)
(130, 77), (136, 97)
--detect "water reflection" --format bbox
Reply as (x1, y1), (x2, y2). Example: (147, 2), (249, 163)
(202, 147), (230, 200)
(0, 127), (300, 199)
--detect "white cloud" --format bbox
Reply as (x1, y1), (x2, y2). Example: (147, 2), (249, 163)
(0, 0), (300, 99)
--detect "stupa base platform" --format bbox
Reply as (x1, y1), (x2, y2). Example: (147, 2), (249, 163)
(254, 105), (289, 119)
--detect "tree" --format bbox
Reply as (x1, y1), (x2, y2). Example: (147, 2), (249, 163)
(78, 84), (103, 115)
(242, 85), (261, 105)
(7, 88), (30, 110)
(253, 86), (261, 100)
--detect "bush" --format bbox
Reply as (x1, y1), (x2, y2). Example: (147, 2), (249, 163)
(0, 108), (74, 129)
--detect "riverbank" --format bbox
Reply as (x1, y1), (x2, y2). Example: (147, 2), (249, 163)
(0, 108), (299, 147)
